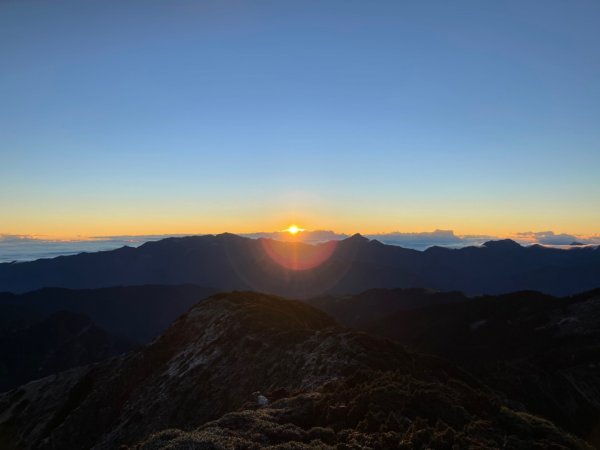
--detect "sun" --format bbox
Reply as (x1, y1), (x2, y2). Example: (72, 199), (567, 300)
(285, 225), (304, 235)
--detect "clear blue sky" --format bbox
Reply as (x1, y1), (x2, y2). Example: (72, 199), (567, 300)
(1, 0), (599, 237)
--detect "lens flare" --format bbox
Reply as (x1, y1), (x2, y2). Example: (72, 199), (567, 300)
(260, 239), (337, 271)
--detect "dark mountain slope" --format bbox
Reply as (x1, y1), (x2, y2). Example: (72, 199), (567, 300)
(307, 288), (466, 328)
(0, 292), (589, 449)
(0, 234), (423, 298)
(0, 304), (43, 333)
(0, 311), (134, 392)
(0, 285), (215, 343)
(362, 289), (600, 446)
(1, 234), (599, 297)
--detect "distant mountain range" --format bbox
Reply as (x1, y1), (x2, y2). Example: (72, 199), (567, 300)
(5, 229), (597, 264)
(0, 291), (591, 449)
(1, 233), (599, 297)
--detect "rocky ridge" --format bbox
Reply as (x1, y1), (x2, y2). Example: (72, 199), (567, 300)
(0, 292), (591, 449)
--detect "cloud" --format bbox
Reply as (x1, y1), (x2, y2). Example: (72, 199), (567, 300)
(365, 230), (496, 250)
(0, 234), (171, 264)
(0, 234), (49, 243)
(368, 229), (460, 243)
(512, 231), (600, 246)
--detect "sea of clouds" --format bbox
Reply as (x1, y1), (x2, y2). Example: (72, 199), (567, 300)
(0, 235), (167, 263)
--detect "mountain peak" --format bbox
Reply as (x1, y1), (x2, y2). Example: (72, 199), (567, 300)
(216, 232), (247, 241)
(482, 239), (522, 249)
(185, 291), (336, 333)
(345, 233), (369, 243)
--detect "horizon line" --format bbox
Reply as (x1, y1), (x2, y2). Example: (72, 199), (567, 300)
(1, 228), (599, 245)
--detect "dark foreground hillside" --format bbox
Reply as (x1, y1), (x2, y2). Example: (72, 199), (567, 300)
(331, 289), (600, 446)
(0, 292), (590, 449)
(307, 288), (467, 328)
(309, 288), (600, 446)
(0, 285), (215, 343)
(0, 311), (134, 392)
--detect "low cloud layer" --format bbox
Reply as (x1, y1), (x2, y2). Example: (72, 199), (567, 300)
(511, 231), (600, 246)
(365, 230), (495, 250)
(0, 234), (162, 263)
(0, 234), (46, 244)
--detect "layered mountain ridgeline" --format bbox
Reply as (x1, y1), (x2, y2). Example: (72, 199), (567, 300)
(1, 234), (599, 297)
(0, 285), (215, 343)
(0, 292), (590, 449)
(0, 311), (134, 392)
(311, 288), (600, 446)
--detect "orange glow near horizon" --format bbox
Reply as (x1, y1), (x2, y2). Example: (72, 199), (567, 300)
(2, 217), (599, 243)
(3, 227), (600, 243)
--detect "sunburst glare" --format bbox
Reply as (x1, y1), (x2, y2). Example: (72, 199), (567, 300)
(284, 225), (304, 235)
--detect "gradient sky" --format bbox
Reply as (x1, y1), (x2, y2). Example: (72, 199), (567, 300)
(1, 1), (599, 238)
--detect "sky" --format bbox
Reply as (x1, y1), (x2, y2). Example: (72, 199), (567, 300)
(1, 0), (599, 238)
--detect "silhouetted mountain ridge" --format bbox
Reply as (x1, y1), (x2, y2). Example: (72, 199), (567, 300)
(1, 233), (598, 297)
(482, 238), (523, 249)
